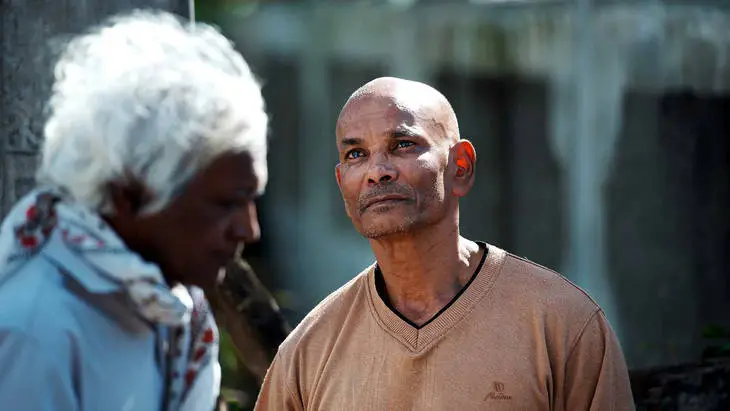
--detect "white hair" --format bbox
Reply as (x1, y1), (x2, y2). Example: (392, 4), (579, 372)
(37, 9), (268, 214)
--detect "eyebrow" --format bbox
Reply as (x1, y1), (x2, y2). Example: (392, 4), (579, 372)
(340, 128), (422, 146)
(228, 186), (262, 200)
(340, 137), (363, 147)
(390, 127), (421, 138)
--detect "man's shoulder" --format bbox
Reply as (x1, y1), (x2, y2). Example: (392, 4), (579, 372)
(0, 256), (94, 339)
(276, 264), (373, 358)
(500, 251), (601, 314)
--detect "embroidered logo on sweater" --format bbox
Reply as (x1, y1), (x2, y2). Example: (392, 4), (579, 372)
(484, 381), (512, 401)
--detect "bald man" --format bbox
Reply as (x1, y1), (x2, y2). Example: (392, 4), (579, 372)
(254, 77), (635, 411)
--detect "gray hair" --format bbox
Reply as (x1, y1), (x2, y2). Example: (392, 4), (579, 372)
(37, 9), (268, 214)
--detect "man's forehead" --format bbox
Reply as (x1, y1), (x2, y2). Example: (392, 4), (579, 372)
(198, 151), (265, 195)
(336, 96), (426, 137)
(341, 98), (415, 122)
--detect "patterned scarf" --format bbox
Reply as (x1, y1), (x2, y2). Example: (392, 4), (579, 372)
(0, 189), (220, 411)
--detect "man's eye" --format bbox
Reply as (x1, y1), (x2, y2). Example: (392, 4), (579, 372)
(396, 140), (415, 149)
(345, 149), (364, 160)
(216, 199), (240, 210)
(215, 196), (253, 210)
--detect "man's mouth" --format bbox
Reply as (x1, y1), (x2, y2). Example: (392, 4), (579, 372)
(213, 251), (236, 267)
(361, 195), (409, 212)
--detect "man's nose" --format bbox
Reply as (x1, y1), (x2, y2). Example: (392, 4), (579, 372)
(229, 201), (261, 244)
(367, 153), (398, 185)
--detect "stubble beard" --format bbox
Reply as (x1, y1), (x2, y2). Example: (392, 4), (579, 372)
(351, 178), (446, 239)
(357, 196), (442, 239)
(360, 212), (420, 239)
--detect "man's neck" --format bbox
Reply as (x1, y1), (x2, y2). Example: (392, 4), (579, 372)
(370, 221), (482, 326)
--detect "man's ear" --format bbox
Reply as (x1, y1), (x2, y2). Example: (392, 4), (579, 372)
(335, 163), (343, 192)
(334, 163), (352, 218)
(451, 139), (476, 197)
(107, 177), (152, 217)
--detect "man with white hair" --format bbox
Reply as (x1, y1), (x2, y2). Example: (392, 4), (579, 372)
(0, 10), (268, 411)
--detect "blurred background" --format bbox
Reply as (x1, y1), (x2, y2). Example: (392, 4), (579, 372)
(2, 0), (729, 409)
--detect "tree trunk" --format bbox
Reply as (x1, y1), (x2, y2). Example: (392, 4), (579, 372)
(207, 258), (292, 382)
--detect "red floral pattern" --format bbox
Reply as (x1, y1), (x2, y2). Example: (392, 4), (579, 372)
(192, 347), (206, 362)
(202, 328), (214, 343)
(19, 235), (38, 248)
(184, 369), (197, 387)
(13, 194), (59, 251)
(164, 287), (218, 409)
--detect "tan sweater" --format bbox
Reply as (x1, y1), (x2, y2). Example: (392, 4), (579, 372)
(255, 244), (635, 411)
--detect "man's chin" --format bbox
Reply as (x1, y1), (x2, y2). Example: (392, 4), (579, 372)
(178, 267), (221, 291)
(359, 222), (414, 239)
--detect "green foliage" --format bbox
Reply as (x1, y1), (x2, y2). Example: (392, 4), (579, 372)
(701, 324), (730, 360)
(702, 324), (730, 339)
(219, 330), (257, 410)
(219, 330), (241, 381)
(195, 0), (261, 24)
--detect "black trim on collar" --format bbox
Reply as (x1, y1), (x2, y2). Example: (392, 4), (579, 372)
(374, 241), (489, 330)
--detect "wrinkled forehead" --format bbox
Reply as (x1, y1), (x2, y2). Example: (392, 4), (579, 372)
(336, 95), (439, 144)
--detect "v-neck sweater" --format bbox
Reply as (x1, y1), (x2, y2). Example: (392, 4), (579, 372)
(255, 243), (634, 411)
(369, 241), (491, 352)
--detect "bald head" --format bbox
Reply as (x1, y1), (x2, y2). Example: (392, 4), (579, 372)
(334, 77), (477, 239)
(336, 77), (460, 145)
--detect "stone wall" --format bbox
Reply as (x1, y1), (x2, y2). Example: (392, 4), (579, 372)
(632, 359), (730, 411)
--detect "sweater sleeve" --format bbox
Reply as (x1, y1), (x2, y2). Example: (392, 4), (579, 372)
(254, 352), (304, 411)
(563, 310), (636, 411)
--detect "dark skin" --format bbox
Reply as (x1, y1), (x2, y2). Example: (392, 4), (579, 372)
(105, 151), (263, 289)
(335, 77), (482, 326)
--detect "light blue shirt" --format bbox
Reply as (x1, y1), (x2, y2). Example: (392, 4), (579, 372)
(0, 245), (164, 411)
